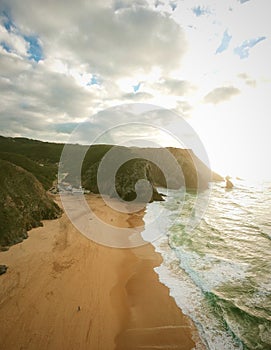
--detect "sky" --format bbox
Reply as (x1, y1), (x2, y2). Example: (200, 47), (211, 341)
(0, 0), (271, 180)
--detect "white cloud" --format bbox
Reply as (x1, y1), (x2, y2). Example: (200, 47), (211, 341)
(123, 91), (153, 101)
(0, 0), (189, 141)
(1, 0), (186, 78)
(153, 78), (196, 96)
(204, 86), (240, 104)
(113, 0), (148, 11)
(0, 23), (29, 56)
(174, 100), (193, 117)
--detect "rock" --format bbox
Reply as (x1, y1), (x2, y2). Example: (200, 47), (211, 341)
(151, 188), (165, 202)
(226, 178), (234, 189)
(0, 246), (9, 252)
(0, 265), (8, 275)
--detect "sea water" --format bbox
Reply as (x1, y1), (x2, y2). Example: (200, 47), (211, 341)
(143, 180), (271, 350)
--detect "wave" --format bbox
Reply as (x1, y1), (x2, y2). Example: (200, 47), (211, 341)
(164, 238), (271, 350)
(260, 231), (271, 241)
(204, 291), (271, 350)
(145, 182), (271, 350)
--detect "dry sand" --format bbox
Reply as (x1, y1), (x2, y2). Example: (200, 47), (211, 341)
(0, 195), (202, 350)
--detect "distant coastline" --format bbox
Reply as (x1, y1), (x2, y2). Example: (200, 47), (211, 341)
(0, 135), (222, 250)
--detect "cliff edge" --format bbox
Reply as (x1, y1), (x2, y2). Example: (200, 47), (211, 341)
(0, 160), (62, 248)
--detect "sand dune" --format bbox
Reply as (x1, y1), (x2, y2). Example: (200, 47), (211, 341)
(0, 195), (202, 350)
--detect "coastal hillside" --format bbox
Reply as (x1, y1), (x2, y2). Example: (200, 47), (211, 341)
(0, 136), (222, 193)
(0, 160), (61, 248)
(0, 135), (222, 247)
(80, 146), (222, 200)
(0, 136), (64, 163)
(0, 152), (57, 190)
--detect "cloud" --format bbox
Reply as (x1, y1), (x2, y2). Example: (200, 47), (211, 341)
(0, 41), (11, 52)
(113, 0), (148, 11)
(1, 0), (268, 148)
(154, 0), (165, 8)
(234, 36), (266, 59)
(204, 86), (240, 104)
(123, 91), (153, 101)
(0, 50), (32, 77)
(154, 78), (196, 96)
(237, 73), (256, 87)
(0, 58), (97, 140)
(0, 0), (189, 141)
(1, 0), (187, 78)
(174, 100), (193, 117)
(78, 107), (197, 155)
(0, 11), (43, 61)
(216, 30), (232, 54)
(238, 0), (250, 3)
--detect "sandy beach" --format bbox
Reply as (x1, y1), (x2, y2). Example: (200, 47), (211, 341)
(0, 195), (201, 350)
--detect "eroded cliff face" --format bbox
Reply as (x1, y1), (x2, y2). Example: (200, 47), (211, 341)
(166, 147), (223, 187)
(0, 160), (62, 248)
(82, 146), (222, 202)
(0, 138), (222, 248)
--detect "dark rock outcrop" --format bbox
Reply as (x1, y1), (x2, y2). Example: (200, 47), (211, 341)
(0, 265), (7, 275)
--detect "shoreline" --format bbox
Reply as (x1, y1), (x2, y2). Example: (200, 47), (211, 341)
(114, 244), (200, 350)
(0, 194), (203, 349)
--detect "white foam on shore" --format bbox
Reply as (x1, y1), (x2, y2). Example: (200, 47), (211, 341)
(153, 236), (244, 350)
(142, 193), (243, 350)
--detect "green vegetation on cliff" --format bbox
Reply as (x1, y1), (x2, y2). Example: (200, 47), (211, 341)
(0, 136), (64, 163)
(0, 160), (62, 248)
(79, 146), (222, 200)
(0, 135), (222, 248)
(0, 152), (57, 190)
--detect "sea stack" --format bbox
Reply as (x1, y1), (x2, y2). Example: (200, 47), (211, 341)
(225, 176), (234, 189)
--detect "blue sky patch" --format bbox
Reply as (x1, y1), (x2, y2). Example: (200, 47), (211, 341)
(1, 10), (14, 32)
(55, 122), (79, 134)
(234, 36), (266, 59)
(154, 0), (164, 8)
(0, 41), (12, 53)
(169, 1), (177, 11)
(87, 75), (101, 86)
(1, 11), (43, 61)
(192, 6), (210, 17)
(24, 35), (43, 62)
(133, 82), (141, 92)
(216, 30), (232, 54)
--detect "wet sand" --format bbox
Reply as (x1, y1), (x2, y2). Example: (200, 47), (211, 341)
(0, 195), (202, 350)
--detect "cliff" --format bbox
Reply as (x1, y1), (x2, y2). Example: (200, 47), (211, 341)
(0, 160), (62, 248)
(80, 146), (222, 202)
(0, 152), (57, 190)
(0, 136), (222, 249)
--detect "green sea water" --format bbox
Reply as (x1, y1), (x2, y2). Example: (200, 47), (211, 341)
(146, 180), (271, 349)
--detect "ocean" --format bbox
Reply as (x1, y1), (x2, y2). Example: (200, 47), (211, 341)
(143, 180), (271, 350)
